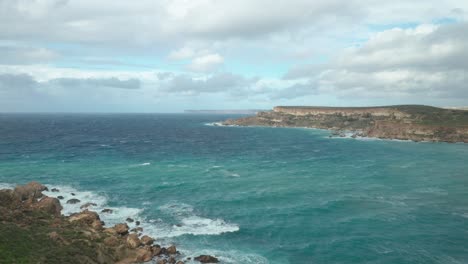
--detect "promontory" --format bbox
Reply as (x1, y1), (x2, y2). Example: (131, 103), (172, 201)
(223, 105), (468, 143)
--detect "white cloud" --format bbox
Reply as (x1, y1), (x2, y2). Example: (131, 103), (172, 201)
(186, 53), (224, 72)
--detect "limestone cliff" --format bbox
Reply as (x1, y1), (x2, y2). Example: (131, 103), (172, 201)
(223, 105), (468, 143)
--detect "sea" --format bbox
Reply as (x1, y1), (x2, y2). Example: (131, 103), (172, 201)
(0, 113), (467, 264)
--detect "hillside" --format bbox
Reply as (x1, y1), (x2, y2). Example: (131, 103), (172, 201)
(223, 105), (468, 143)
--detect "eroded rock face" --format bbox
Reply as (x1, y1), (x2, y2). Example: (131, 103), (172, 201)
(69, 210), (100, 225)
(34, 197), (62, 216)
(167, 245), (177, 255)
(140, 235), (154, 245)
(126, 233), (141, 249)
(114, 223), (129, 235)
(135, 247), (153, 262)
(13, 181), (48, 201)
(194, 255), (219, 263)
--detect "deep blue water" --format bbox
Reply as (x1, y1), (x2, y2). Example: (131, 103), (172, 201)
(1, 114), (467, 264)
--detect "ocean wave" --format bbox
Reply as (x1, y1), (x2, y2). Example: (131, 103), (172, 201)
(0, 182), (15, 190)
(153, 202), (240, 237)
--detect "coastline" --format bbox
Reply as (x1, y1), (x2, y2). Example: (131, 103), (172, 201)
(0, 182), (221, 264)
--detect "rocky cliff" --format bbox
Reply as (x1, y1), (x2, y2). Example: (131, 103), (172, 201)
(223, 105), (468, 143)
(0, 182), (220, 264)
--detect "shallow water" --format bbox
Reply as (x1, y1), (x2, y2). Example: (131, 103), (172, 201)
(1, 113), (467, 264)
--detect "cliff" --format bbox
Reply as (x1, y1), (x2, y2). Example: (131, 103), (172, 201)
(0, 182), (219, 264)
(223, 105), (468, 143)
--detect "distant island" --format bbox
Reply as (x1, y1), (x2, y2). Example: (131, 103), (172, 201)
(223, 105), (468, 143)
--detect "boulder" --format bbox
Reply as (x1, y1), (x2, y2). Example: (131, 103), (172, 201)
(51, 188), (60, 192)
(91, 219), (104, 230)
(103, 236), (120, 247)
(101, 208), (113, 214)
(140, 235), (154, 245)
(34, 197), (62, 216)
(114, 223), (129, 235)
(166, 245), (177, 255)
(104, 228), (118, 236)
(168, 257), (176, 264)
(68, 210), (100, 225)
(66, 198), (81, 204)
(71, 193), (75, 196)
(176, 262), (185, 264)
(80, 202), (97, 209)
(13, 182), (47, 201)
(126, 233), (141, 249)
(57, 196), (64, 200)
(126, 217), (134, 223)
(135, 247), (153, 262)
(152, 245), (162, 256)
(135, 221), (140, 226)
(157, 259), (167, 264)
(194, 255), (219, 263)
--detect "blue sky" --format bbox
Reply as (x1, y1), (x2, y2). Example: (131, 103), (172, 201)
(0, 0), (467, 112)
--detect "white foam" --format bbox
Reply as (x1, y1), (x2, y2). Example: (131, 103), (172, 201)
(176, 248), (268, 264)
(139, 162), (151, 166)
(43, 185), (143, 227)
(0, 182), (15, 190)
(146, 202), (239, 238)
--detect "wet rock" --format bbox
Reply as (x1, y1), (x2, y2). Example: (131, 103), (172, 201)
(135, 220), (140, 226)
(126, 233), (141, 249)
(71, 193), (75, 196)
(101, 208), (113, 214)
(157, 259), (167, 264)
(80, 202), (97, 209)
(152, 245), (162, 256)
(57, 195), (64, 200)
(51, 188), (60, 192)
(130, 227), (143, 233)
(166, 245), (177, 255)
(13, 182), (47, 201)
(168, 257), (176, 264)
(194, 255), (219, 263)
(140, 235), (154, 245)
(66, 198), (81, 204)
(114, 223), (129, 235)
(126, 217), (134, 223)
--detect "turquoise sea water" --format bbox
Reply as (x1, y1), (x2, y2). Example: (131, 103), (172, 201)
(1, 114), (467, 264)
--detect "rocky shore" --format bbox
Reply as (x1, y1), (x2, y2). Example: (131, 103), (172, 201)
(0, 182), (220, 264)
(223, 105), (468, 143)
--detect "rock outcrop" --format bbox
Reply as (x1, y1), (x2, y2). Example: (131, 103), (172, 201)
(224, 105), (468, 143)
(0, 182), (193, 264)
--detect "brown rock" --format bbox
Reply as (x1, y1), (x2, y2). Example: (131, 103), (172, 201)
(140, 235), (154, 246)
(166, 245), (177, 255)
(66, 198), (81, 204)
(104, 228), (118, 235)
(114, 223), (129, 235)
(152, 245), (162, 256)
(194, 255), (219, 263)
(104, 236), (120, 247)
(68, 210), (100, 225)
(135, 248), (153, 262)
(157, 259), (168, 264)
(13, 182), (47, 201)
(168, 257), (176, 264)
(126, 233), (141, 249)
(34, 197), (62, 216)
(91, 219), (104, 230)
(176, 261), (185, 264)
(80, 202), (97, 209)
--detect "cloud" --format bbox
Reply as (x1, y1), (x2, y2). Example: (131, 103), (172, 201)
(162, 72), (256, 95)
(49, 77), (141, 90)
(186, 53), (224, 72)
(0, 45), (59, 65)
(285, 22), (468, 100)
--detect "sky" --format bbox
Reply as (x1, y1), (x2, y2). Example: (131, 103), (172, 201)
(0, 0), (467, 112)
